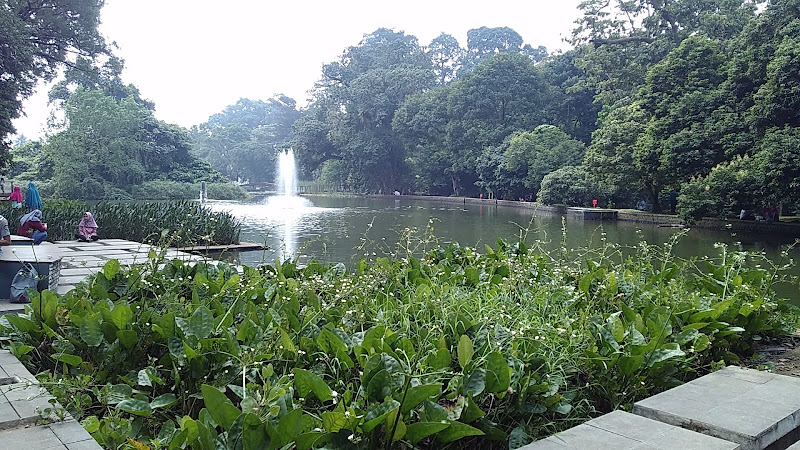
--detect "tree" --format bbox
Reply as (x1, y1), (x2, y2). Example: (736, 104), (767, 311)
(460, 27), (546, 75)
(427, 33), (464, 86)
(502, 125), (586, 197)
(40, 88), (223, 199)
(306, 28), (434, 193)
(191, 96), (300, 182)
(538, 166), (599, 207)
(0, 0), (106, 167)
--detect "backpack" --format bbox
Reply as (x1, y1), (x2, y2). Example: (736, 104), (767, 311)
(10, 263), (38, 304)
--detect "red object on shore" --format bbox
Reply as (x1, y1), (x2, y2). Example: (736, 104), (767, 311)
(592, 199), (598, 208)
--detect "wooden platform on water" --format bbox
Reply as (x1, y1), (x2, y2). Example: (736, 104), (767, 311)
(173, 241), (266, 254)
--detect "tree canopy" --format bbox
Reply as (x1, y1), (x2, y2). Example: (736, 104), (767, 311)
(1, 0), (106, 168)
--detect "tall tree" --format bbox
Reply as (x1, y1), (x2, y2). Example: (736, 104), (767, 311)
(191, 96), (300, 183)
(427, 33), (464, 86)
(302, 28), (434, 193)
(0, 0), (106, 167)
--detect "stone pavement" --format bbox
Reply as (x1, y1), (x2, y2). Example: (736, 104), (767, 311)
(0, 350), (100, 449)
(523, 366), (800, 450)
(528, 410), (740, 449)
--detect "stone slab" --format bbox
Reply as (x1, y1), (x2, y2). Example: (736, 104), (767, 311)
(633, 366), (800, 450)
(520, 410), (739, 449)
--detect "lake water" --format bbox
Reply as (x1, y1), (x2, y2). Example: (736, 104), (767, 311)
(205, 196), (800, 277)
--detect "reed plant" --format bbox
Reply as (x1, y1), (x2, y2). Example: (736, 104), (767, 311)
(0, 199), (240, 245)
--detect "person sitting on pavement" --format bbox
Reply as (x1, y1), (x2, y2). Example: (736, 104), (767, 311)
(17, 209), (48, 245)
(76, 212), (100, 242)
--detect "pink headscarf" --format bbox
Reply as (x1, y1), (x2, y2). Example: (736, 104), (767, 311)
(9, 186), (23, 203)
(78, 212), (98, 237)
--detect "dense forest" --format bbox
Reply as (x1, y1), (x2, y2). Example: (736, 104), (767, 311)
(3, 0), (800, 217)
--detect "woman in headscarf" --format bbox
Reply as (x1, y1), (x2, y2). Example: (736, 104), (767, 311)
(76, 212), (99, 242)
(17, 209), (47, 244)
(8, 186), (23, 209)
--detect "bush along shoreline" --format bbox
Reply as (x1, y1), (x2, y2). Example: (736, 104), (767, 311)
(0, 236), (797, 449)
(0, 200), (241, 245)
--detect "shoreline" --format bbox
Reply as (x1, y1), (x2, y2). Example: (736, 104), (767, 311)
(300, 193), (800, 239)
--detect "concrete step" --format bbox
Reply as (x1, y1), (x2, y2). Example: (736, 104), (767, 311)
(633, 366), (800, 450)
(0, 350), (101, 449)
(520, 410), (739, 449)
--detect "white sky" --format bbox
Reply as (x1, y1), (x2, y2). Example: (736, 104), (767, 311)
(13, 0), (584, 140)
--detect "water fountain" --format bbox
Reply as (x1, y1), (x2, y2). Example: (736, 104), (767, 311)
(267, 148), (312, 259)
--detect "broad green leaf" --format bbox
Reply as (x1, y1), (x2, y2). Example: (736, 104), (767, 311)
(618, 355), (644, 376)
(150, 393), (177, 409)
(427, 348), (451, 370)
(719, 326), (746, 337)
(321, 411), (347, 433)
(694, 334), (711, 352)
(400, 383), (442, 414)
(508, 426), (533, 450)
(109, 303), (133, 330)
(82, 416), (101, 433)
(5, 315), (38, 333)
(201, 384), (241, 431)
(463, 368), (486, 396)
(484, 352), (511, 396)
(52, 353), (82, 366)
(117, 399), (152, 417)
(117, 330), (138, 349)
(420, 400), (448, 422)
(460, 396), (486, 423)
(464, 267), (480, 286)
(273, 408), (313, 447)
(385, 408), (407, 442)
(646, 348), (685, 367)
(457, 335), (474, 369)
(674, 328), (700, 345)
(406, 422), (450, 444)
(361, 399), (400, 433)
(435, 420), (484, 442)
(683, 322), (710, 330)
(80, 316), (104, 347)
(103, 259), (120, 279)
(189, 306), (214, 339)
(293, 368), (333, 402)
(138, 369), (152, 387)
(611, 315), (625, 342)
(367, 369), (396, 401)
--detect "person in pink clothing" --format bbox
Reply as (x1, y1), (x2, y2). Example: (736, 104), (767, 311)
(76, 212), (100, 242)
(8, 186), (23, 209)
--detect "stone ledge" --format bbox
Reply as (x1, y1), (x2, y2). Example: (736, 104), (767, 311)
(521, 410), (739, 449)
(633, 366), (800, 450)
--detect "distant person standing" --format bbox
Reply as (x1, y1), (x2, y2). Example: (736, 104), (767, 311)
(669, 189), (679, 214)
(8, 186), (23, 209)
(0, 176), (5, 193)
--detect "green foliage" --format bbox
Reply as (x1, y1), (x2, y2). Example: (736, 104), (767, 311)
(0, 200), (240, 245)
(538, 166), (601, 207)
(0, 0), (106, 167)
(190, 96), (300, 183)
(2, 234), (795, 449)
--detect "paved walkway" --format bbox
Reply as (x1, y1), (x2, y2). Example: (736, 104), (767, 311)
(524, 366), (800, 450)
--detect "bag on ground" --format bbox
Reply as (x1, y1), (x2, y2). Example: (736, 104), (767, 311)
(10, 263), (38, 304)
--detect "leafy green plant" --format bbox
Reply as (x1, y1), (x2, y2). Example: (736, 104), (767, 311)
(0, 233), (796, 449)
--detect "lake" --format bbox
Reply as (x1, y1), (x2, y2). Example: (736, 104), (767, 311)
(205, 196), (800, 276)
